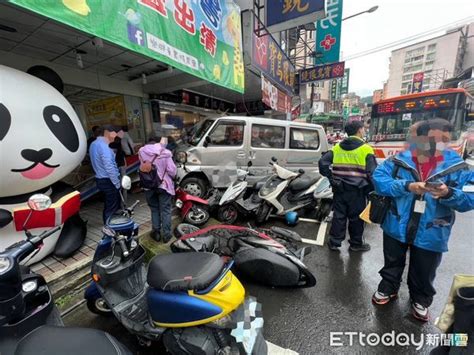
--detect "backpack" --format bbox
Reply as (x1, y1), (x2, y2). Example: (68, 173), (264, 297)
(139, 154), (165, 189)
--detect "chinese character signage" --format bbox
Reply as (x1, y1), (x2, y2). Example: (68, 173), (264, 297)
(340, 69), (350, 95)
(299, 61), (345, 84)
(315, 0), (343, 64)
(265, 0), (325, 33)
(412, 72), (424, 93)
(261, 75), (291, 113)
(10, 0), (245, 93)
(330, 79), (339, 101)
(252, 32), (296, 95)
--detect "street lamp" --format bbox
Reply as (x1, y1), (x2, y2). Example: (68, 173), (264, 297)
(342, 5), (379, 21)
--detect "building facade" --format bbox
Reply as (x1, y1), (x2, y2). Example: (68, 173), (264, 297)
(385, 22), (473, 98)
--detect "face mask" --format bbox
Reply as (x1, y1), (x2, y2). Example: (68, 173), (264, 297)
(436, 142), (448, 151)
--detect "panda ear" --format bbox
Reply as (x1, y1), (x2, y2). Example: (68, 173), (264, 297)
(26, 66), (64, 94)
(0, 103), (11, 141)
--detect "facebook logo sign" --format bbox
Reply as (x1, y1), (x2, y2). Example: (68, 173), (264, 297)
(127, 23), (145, 46)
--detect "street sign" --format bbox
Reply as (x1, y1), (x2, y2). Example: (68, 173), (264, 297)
(315, 0), (344, 64)
(343, 106), (350, 120)
(299, 61), (345, 84)
(340, 69), (350, 95)
(266, 0), (326, 33)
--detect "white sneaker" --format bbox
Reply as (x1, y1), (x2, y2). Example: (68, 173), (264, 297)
(411, 302), (429, 322)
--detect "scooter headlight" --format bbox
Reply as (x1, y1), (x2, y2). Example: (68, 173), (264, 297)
(0, 257), (11, 273)
(259, 186), (272, 197)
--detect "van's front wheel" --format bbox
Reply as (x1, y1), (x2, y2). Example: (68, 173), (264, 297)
(181, 177), (207, 197)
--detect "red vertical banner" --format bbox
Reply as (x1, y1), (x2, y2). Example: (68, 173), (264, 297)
(412, 72), (424, 93)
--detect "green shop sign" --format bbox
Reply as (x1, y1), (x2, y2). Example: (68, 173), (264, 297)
(10, 0), (245, 93)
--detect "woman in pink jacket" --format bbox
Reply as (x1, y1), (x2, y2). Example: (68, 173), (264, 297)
(138, 137), (177, 242)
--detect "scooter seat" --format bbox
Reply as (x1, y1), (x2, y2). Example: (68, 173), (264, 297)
(147, 252), (224, 292)
(14, 325), (132, 355)
(289, 173), (320, 192)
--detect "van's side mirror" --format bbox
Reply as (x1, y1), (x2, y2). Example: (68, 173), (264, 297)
(203, 136), (211, 147)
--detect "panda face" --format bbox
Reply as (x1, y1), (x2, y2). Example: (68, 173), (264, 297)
(0, 65), (86, 198)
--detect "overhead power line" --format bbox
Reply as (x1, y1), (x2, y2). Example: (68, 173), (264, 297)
(343, 16), (474, 61)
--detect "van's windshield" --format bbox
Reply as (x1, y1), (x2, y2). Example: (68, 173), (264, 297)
(189, 119), (215, 146)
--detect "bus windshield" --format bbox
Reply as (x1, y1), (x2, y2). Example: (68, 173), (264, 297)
(189, 119), (215, 146)
(370, 93), (465, 141)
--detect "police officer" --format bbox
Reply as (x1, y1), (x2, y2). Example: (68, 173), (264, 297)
(319, 121), (377, 251)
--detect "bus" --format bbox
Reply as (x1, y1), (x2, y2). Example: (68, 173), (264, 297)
(369, 88), (474, 161)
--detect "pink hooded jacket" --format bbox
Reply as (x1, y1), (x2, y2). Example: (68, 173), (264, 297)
(138, 143), (177, 195)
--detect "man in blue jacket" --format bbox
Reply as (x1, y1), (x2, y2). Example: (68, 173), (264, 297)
(372, 119), (474, 322)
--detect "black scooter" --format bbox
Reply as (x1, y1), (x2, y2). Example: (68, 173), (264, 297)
(0, 194), (131, 355)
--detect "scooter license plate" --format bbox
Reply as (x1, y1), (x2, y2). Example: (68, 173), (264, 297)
(230, 297), (265, 354)
(175, 199), (183, 208)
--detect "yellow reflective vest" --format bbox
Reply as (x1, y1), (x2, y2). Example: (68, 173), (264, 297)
(332, 137), (374, 185)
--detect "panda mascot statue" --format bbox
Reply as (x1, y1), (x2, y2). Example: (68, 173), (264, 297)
(0, 64), (88, 265)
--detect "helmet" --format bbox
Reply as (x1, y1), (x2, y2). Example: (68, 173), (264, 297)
(285, 211), (299, 226)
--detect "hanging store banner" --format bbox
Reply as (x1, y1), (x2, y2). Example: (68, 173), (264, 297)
(265, 0), (326, 33)
(252, 31), (296, 95)
(315, 0), (343, 64)
(261, 75), (292, 113)
(299, 61), (345, 84)
(412, 72), (425, 93)
(340, 68), (350, 95)
(10, 0), (245, 93)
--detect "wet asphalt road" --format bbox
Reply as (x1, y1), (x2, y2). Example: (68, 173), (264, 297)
(64, 211), (474, 354)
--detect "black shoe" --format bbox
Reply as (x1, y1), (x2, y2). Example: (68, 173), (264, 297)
(327, 242), (340, 251)
(349, 243), (371, 252)
(162, 235), (172, 244)
(151, 230), (161, 242)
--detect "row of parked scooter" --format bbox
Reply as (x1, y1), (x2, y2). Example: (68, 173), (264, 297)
(176, 157), (334, 227)
(0, 172), (319, 354)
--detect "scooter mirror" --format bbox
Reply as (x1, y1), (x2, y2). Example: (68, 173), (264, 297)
(27, 194), (52, 211)
(271, 157), (277, 162)
(121, 176), (132, 190)
(247, 161), (253, 167)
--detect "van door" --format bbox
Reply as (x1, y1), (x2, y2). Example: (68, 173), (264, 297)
(201, 119), (247, 187)
(247, 123), (287, 184)
(286, 127), (322, 173)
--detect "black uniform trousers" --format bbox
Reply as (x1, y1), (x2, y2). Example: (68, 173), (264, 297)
(328, 183), (367, 247)
(378, 233), (442, 307)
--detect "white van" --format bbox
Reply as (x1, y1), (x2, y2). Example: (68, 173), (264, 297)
(175, 116), (329, 196)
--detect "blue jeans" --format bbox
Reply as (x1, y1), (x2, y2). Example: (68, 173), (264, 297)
(145, 188), (172, 238)
(96, 178), (121, 224)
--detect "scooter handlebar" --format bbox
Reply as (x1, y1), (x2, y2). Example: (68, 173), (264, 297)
(118, 238), (130, 258)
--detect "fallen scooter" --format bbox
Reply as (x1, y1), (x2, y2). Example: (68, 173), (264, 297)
(173, 223), (316, 288)
(175, 187), (212, 226)
(217, 162), (265, 224)
(0, 194), (131, 355)
(85, 177), (267, 354)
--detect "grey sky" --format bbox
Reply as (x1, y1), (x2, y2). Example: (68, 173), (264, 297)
(341, 0), (473, 97)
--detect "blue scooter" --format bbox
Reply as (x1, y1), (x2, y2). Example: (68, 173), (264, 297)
(0, 193), (131, 355)
(84, 177), (267, 354)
